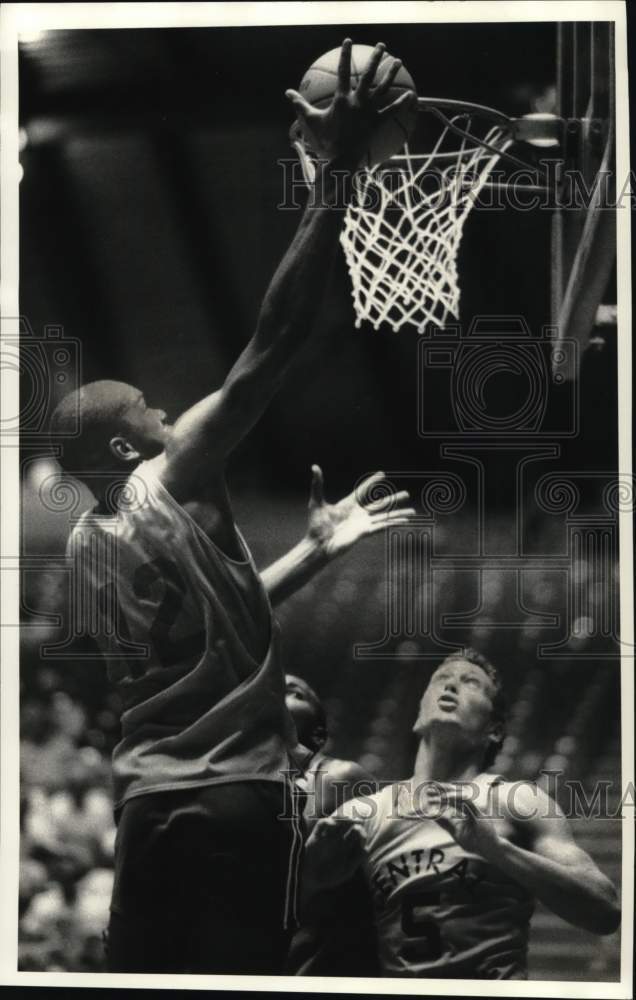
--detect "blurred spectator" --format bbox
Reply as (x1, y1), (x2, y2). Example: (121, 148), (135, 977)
(20, 684), (116, 971)
(20, 698), (78, 793)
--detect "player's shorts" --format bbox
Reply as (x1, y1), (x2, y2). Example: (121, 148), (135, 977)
(106, 780), (304, 974)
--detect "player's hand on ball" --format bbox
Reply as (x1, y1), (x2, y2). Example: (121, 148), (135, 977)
(306, 465), (416, 559)
(304, 815), (367, 890)
(285, 39), (417, 164)
(430, 783), (503, 862)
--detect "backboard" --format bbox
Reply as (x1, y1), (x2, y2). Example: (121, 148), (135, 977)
(551, 22), (616, 381)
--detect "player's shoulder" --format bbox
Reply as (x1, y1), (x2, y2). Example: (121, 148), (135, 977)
(67, 506), (110, 550)
(66, 464), (161, 561)
(485, 775), (561, 822)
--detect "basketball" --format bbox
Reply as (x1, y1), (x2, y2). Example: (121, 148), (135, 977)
(298, 44), (418, 168)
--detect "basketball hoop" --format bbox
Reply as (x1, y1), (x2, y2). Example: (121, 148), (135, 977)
(291, 99), (561, 333)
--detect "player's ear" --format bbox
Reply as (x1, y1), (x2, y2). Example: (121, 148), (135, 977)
(109, 435), (141, 464)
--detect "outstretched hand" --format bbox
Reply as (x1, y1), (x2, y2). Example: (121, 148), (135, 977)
(306, 465), (416, 559)
(286, 38), (417, 164)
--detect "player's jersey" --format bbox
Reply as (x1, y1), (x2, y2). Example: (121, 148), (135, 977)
(67, 460), (297, 811)
(359, 777), (534, 979)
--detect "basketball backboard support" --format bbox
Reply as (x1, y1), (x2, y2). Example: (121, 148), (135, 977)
(551, 22), (616, 382)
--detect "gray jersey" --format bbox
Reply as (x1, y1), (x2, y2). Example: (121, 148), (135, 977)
(358, 776), (534, 979)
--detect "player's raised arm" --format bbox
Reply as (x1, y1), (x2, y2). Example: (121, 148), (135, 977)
(158, 42), (416, 493)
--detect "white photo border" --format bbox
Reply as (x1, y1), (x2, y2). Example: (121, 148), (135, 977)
(1, 2), (632, 996)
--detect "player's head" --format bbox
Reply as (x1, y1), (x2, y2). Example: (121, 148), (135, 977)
(285, 674), (327, 754)
(49, 381), (169, 485)
(413, 648), (506, 769)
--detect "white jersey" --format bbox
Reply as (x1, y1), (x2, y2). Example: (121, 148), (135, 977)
(357, 776), (534, 979)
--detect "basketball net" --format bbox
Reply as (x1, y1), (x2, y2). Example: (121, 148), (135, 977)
(291, 104), (539, 333)
(344, 112), (518, 332)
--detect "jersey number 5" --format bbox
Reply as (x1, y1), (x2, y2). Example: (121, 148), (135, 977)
(400, 890), (442, 961)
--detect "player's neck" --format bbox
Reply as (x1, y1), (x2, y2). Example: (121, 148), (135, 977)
(90, 469), (135, 512)
(411, 738), (482, 784)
